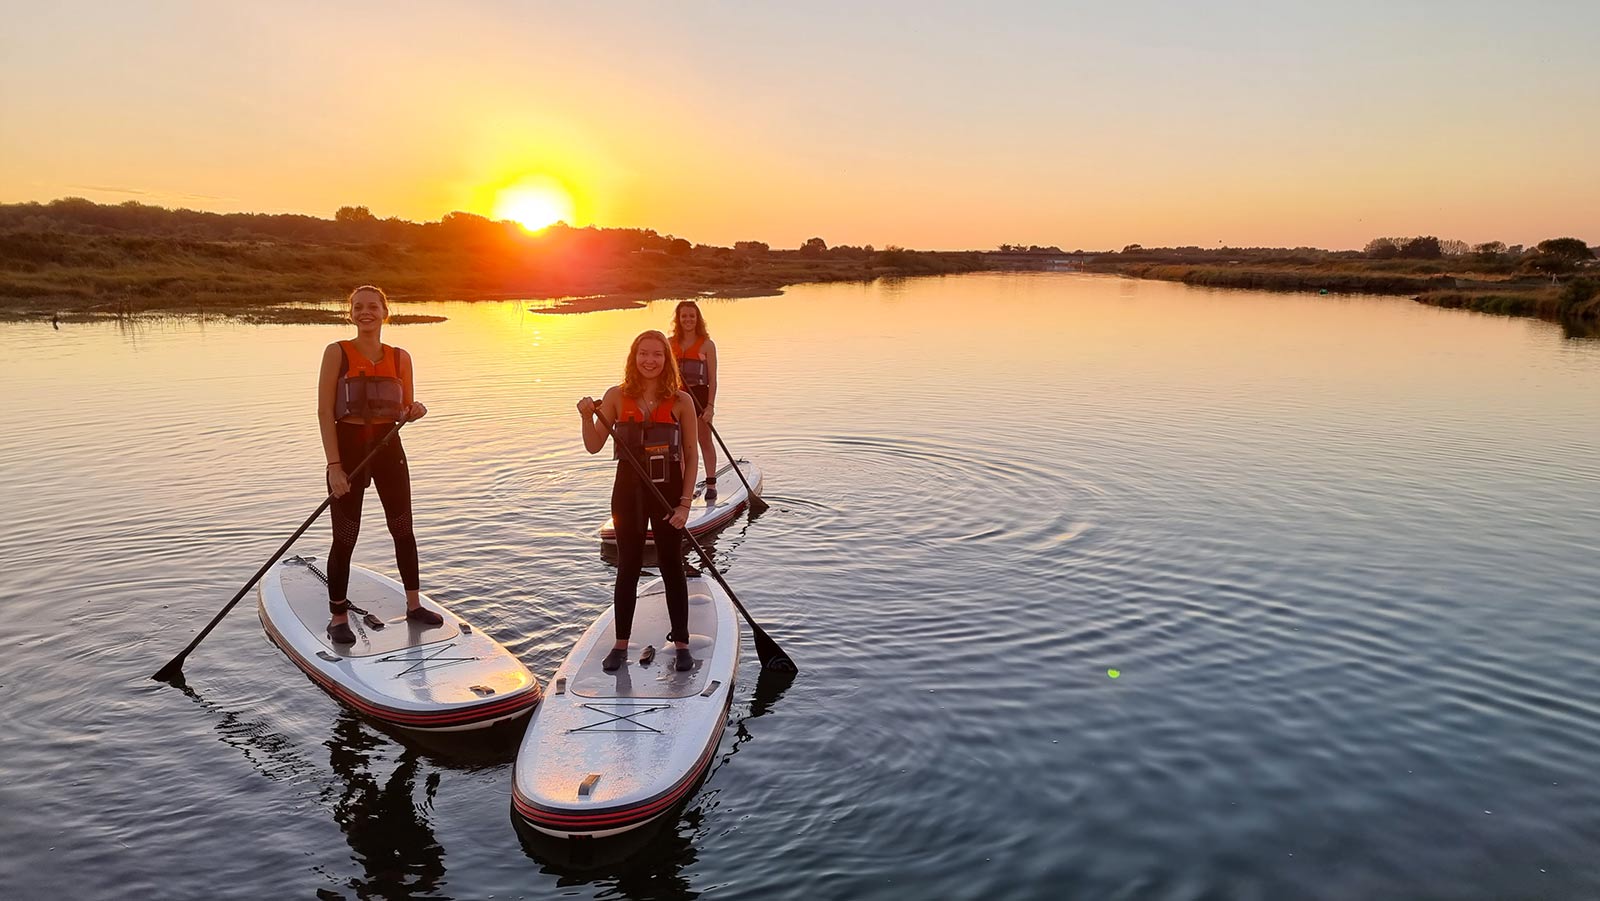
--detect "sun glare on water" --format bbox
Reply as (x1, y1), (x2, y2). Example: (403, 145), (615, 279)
(493, 176), (576, 231)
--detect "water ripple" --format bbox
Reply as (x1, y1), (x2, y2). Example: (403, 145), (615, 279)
(3, 277), (1599, 898)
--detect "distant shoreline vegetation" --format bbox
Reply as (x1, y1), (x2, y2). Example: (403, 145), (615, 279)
(1085, 236), (1599, 337)
(0, 199), (991, 323)
(1, 199), (1593, 335)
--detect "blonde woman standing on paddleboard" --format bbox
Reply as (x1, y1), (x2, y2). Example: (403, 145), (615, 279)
(316, 285), (436, 645)
(577, 330), (701, 673)
(669, 301), (719, 501)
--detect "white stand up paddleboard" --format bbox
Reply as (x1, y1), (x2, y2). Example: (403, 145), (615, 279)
(258, 555), (542, 732)
(512, 575), (739, 838)
(599, 458), (763, 545)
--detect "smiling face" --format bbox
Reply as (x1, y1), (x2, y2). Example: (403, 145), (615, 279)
(621, 329), (682, 400)
(672, 301), (707, 343)
(634, 335), (668, 380)
(676, 304), (699, 335)
(348, 287), (388, 333)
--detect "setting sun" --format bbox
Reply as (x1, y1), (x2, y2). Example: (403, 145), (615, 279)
(493, 176), (576, 231)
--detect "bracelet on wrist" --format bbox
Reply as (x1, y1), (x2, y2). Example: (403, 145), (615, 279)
(326, 461), (341, 467)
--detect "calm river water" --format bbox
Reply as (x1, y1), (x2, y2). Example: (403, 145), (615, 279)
(2, 272), (1597, 899)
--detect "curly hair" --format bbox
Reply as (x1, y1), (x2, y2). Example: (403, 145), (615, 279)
(620, 330), (683, 401)
(670, 300), (710, 346)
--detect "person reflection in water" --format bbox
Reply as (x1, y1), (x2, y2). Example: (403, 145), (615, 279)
(326, 712), (446, 897)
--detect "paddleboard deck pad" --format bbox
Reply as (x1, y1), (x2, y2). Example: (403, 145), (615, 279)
(512, 575), (739, 838)
(599, 458), (762, 544)
(259, 556), (541, 732)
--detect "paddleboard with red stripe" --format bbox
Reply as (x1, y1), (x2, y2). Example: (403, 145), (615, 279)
(599, 458), (762, 545)
(512, 575), (738, 838)
(258, 556), (541, 732)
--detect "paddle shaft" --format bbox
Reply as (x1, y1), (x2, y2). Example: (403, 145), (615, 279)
(593, 407), (795, 673)
(152, 418), (408, 681)
(705, 420), (768, 514)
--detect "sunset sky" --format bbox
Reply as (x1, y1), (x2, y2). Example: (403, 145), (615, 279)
(2, 1), (1597, 251)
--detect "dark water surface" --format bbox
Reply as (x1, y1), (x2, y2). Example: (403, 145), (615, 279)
(2, 273), (1598, 899)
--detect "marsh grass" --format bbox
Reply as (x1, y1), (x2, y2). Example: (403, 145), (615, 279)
(1103, 259), (1596, 330)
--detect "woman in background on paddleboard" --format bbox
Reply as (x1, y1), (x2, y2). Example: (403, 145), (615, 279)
(669, 301), (719, 502)
(317, 285), (436, 645)
(577, 330), (701, 673)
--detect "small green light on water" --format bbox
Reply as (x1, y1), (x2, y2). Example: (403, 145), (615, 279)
(1107, 669), (1121, 679)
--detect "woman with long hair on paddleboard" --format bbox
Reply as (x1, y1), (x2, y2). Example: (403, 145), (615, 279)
(669, 301), (719, 502)
(317, 285), (437, 644)
(577, 330), (701, 673)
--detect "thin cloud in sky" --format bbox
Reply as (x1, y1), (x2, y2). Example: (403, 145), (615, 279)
(67, 184), (148, 196)
(65, 184), (239, 204)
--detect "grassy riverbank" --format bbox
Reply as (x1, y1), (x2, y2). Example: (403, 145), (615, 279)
(1090, 250), (1599, 336)
(0, 199), (991, 323)
(1109, 261), (1457, 295)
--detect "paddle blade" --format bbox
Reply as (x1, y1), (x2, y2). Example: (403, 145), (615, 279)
(748, 493), (771, 515)
(751, 623), (796, 673)
(152, 657), (185, 684)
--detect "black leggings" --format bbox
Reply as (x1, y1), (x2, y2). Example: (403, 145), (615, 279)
(610, 462), (689, 643)
(687, 385), (710, 414)
(327, 421), (419, 608)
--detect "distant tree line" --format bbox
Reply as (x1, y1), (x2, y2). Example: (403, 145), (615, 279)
(0, 199), (855, 261)
(1100, 235), (1595, 275)
(1364, 234), (1594, 273)
(1110, 244), (1357, 264)
(0, 197), (686, 260)
(1523, 237), (1595, 274)
(0, 199), (977, 276)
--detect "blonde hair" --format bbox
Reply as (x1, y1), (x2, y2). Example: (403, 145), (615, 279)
(621, 330), (683, 401)
(671, 300), (710, 345)
(348, 285), (390, 323)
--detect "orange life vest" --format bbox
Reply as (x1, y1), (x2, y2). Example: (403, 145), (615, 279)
(615, 394), (681, 482)
(334, 340), (407, 422)
(671, 334), (709, 387)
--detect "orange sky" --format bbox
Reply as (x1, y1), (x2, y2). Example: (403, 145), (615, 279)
(2, 2), (1596, 250)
